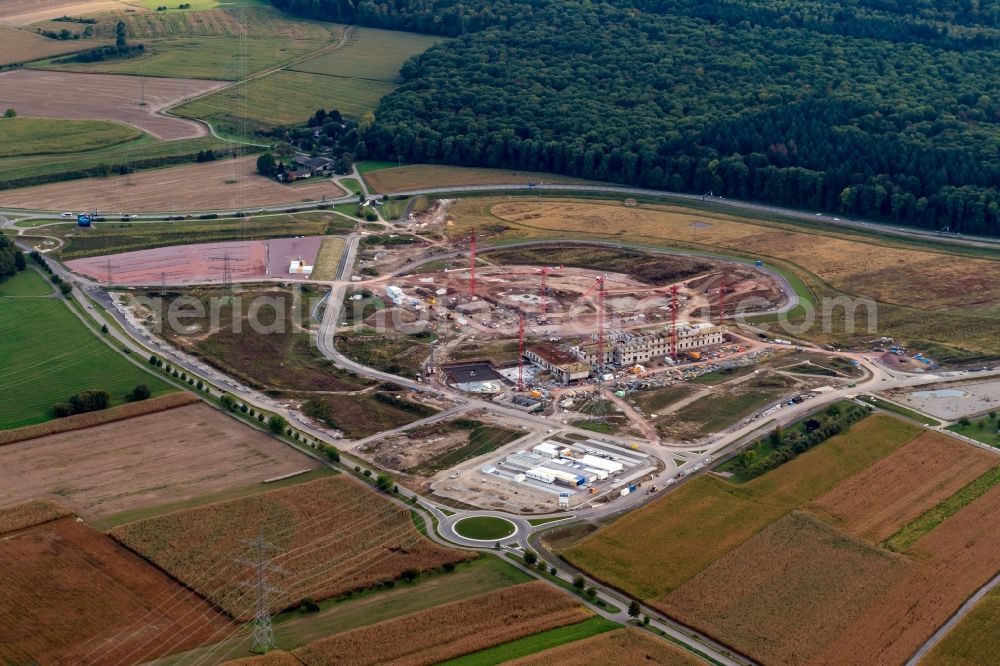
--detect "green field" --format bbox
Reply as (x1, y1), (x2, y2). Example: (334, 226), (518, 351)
(0, 271), (171, 429)
(174, 70), (396, 135)
(925, 585), (1000, 666)
(658, 376), (794, 438)
(0, 118), (142, 159)
(290, 26), (444, 82)
(438, 617), (620, 666)
(339, 177), (362, 194)
(0, 268), (53, 297)
(124, 0), (269, 11)
(454, 516), (517, 540)
(564, 415), (921, 601)
(0, 134), (232, 190)
(947, 413), (1000, 448)
(52, 211), (354, 259)
(36, 36), (330, 79)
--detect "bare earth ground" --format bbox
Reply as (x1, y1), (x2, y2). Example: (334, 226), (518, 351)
(0, 0), (133, 25)
(67, 235), (325, 284)
(1, 156), (344, 211)
(0, 69), (223, 139)
(0, 402), (318, 520)
(0, 25), (104, 66)
(0, 518), (231, 665)
(808, 431), (997, 542)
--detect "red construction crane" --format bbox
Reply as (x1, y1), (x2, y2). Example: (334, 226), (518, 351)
(670, 284), (679, 361)
(517, 310), (526, 392)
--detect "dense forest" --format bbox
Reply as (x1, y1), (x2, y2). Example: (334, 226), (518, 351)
(0, 234), (26, 279)
(273, 0), (1000, 234)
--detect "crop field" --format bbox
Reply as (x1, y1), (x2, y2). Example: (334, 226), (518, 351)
(505, 627), (703, 666)
(1, 156), (344, 211)
(0, 117), (141, 158)
(301, 391), (438, 440)
(0, 25), (100, 66)
(290, 26), (444, 82)
(0, 499), (73, 535)
(80, 5), (340, 39)
(0, 69), (225, 139)
(0, 517), (230, 664)
(449, 197), (1000, 356)
(0, 0), (131, 25)
(808, 430), (997, 542)
(662, 511), (906, 666)
(291, 582), (592, 665)
(564, 415), (921, 599)
(0, 283), (171, 429)
(140, 285), (367, 392)
(361, 164), (605, 193)
(112, 476), (473, 620)
(174, 70), (396, 134)
(53, 211), (353, 259)
(0, 401), (318, 519)
(39, 35), (332, 79)
(0, 134), (230, 189)
(925, 585), (1000, 666)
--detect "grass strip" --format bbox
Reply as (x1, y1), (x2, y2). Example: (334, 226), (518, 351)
(858, 395), (941, 427)
(884, 465), (1000, 552)
(437, 617), (620, 666)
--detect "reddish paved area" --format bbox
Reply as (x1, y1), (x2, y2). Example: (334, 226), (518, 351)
(66, 237), (325, 285)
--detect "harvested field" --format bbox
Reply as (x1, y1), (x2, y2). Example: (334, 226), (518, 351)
(813, 483), (1000, 666)
(310, 236), (347, 280)
(925, 584), (1000, 666)
(68, 235), (325, 284)
(112, 476), (473, 620)
(0, 499), (73, 535)
(477, 200), (1000, 310)
(809, 430), (998, 542)
(0, 402), (318, 520)
(0, 0), (131, 25)
(362, 164), (604, 193)
(3, 156), (343, 212)
(662, 511), (906, 665)
(507, 627), (720, 666)
(0, 518), (230, 665)
(0, 69), (224, 139)
(564, 415), (921, 599)
(0, 392), (197, 447)
(292, 582), (592, 666)
(0, 25), (101, 65)
(80, 6), (341, 39)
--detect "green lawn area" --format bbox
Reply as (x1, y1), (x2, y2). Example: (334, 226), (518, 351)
(174, 70), (397, 136)
(152, 556), (531, 664)
(290, 25), (445, 82)
(859, 394), (942, 427)
(124, 0), (269, 10)
(35, 36), (330, 79)
(357, 160), (401, 174)
(0, 276), (171, 429)
(339, 177), (362, 194)
(947, 413), (1000, 447)
(0, 134), (231, 189)
(0, 118), (142, 159)
(454, 516), (517, 540)
(438, 617), (620, 666)
(564, 415), (922, 601)
(0, 268), (53, 297)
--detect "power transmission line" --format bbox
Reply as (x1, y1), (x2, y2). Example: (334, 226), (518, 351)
(239, 532), (283, 655)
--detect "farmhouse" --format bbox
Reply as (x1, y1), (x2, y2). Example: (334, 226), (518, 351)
(293, 154), (335, 176)
(525, 344), (591, 384)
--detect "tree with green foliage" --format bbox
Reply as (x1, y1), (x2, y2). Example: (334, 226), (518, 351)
(267, 414), (288, 434)
(3, 109), (16, 118)
(256, 153), (277, 177)
(523, 549), (537, 565)
(129, 384), (151, 401)
(628, 600), (641, 619)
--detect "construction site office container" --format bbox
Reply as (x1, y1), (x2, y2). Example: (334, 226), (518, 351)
(578, 454), (624, 473)
(526, 468), (556, 484)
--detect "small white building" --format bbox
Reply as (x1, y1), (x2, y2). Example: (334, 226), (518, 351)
(289, 259), (314, 275)
(386, 285), (405, 305)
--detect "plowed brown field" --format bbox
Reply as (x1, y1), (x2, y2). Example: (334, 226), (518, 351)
(112, 476), (473, 620)
(1, 156), (344, 211)
(0, 69), (223, 139)
(506, 627), (704, 666)
(0, 518), (230, 665)
(0, 0), (131, 25)
(0, 402), (317, 520)
(808, 431), (998, 542)
(293, 582), (591, 666)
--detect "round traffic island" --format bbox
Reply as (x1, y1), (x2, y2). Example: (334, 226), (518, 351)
(453, 516), (517, 541)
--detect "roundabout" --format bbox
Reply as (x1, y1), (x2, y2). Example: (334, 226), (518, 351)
(452, 516), (518, 541)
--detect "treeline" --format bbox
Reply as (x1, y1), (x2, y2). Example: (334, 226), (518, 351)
(0, 235), (26, 279)
(732, 402), (871, 480)
(57, 21), (143, 63)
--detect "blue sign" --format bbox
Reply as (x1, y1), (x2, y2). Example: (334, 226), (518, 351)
(77, 214), (92, 227)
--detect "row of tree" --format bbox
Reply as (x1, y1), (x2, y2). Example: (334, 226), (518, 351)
(273, 0), (1000, 235)
(0, 235), (25, 279)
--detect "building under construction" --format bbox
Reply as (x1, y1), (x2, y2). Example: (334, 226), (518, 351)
(573, 322), (726, 367)
(524, 344), (592, 384)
